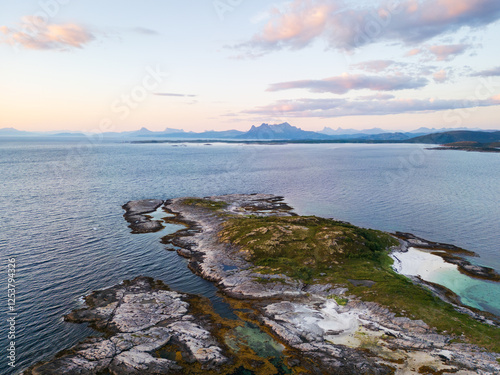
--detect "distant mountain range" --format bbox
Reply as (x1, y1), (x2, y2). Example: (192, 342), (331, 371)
(320, 126), (485, 136)
(237, 123), (329, 140)
(406, 130), (500, 144)
(1, 124), (499, 144)
(320, 127), (392, 136)
(0, 127), (32, 136)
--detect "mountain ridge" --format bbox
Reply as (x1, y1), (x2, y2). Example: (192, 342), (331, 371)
(1, 125), (499, 143)
(405, 130), (500, 144)
(237, 122), (331, 140)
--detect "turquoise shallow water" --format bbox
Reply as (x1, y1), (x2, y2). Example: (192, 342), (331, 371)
(392, 248), (500, 316)
(0, 138), (499, 374)
(433, 268), (500, 316)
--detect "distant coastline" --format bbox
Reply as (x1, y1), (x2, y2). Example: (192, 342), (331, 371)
(130, 139), (406, 145)
(430, 146), (500, 153)
(428, 141), (500, 153)
(2, 123), (499, 146)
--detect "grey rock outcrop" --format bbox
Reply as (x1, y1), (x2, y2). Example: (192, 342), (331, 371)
(122, 199), (164, 233)
(161, 194), (500, 375)
(23, 277), (228, 375)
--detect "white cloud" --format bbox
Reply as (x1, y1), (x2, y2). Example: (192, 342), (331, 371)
(0, 16), (94, 51)
(428, 44), (470, 61)
(433, 69), (448, 83)
(267, 73), (429, 94)
(243, 96), (500, 118)
(236, 0), (500, 53)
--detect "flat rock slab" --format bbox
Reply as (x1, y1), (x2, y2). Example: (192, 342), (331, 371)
(123, 199), (164, 216)
(348, 279), (375, 287)
(123, 199), (165, 233)
(23, 277), (228, 375)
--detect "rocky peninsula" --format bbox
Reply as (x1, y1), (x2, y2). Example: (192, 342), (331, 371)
(24, 194), (500, 374)
(122, 199), (165, 233)
(24, 276), (229, 374)
(428, 141), (500, 153)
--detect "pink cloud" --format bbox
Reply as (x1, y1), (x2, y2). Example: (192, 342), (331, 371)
(351, 60), (396, 73)
(244, 96), (500, 118)
(248, 0), (336, 49)
(406, 48), (422, 56)
(422, 0), (487, 21)
(237, 0), (500, 52)
(267, 73), (428, 94)
(428, 44), (469, 61)
(433, 69), (448, 83)
(0, 16), (94, 51)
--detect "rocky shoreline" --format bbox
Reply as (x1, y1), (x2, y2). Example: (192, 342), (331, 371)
(428, 146), (500, 153)
(161, 194), (500, 374)
(23, 277), (229, 374)
(122, 199), (165, 233)
(24, 194), (500, 374)
(393, 232), (500, 282)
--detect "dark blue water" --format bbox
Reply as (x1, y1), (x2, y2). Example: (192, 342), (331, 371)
(0, 138), (499, 374)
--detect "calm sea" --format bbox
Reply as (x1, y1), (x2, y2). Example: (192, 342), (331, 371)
(0, 137), (499, 374)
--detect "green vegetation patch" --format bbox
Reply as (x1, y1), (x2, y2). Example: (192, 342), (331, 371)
(218, 215), (500, 352)
(219, 215), (398, 282)
(328, 295), (349, 306)
(182, 198), (228, 211)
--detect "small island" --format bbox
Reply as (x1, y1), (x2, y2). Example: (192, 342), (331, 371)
(429, 141), (500, 153)
(24, 194), (500, 374)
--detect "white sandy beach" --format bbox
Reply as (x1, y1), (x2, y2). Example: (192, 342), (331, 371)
(391, 247), (457, 280)
(391, 247), (500, 315)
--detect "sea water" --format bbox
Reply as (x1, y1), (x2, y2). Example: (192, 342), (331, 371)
(392, 248), (500, 316)
(0, 138), (499, 374)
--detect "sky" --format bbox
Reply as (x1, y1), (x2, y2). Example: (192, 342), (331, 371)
(1, 0), (500, 133)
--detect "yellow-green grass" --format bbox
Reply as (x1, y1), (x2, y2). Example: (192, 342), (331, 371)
(181, 198), (228, 211)
(218, 215), (500, 353)
(327, 295), (349, 306)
